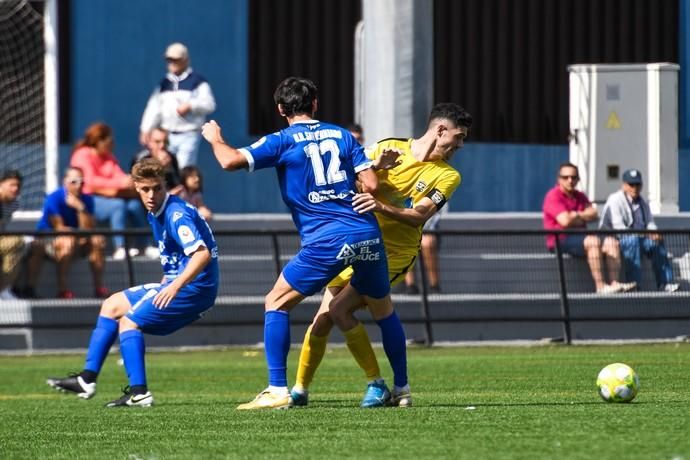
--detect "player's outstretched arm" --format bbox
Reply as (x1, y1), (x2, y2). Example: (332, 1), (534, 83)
(153, 246), (212, 308)
(353, 194), (438, 228)
(201, 120), (248, 171)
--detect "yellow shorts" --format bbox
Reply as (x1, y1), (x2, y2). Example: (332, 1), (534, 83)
(327, 251), (417, 289)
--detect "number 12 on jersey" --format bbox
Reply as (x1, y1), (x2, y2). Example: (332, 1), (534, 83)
(304, 140), (346, 186)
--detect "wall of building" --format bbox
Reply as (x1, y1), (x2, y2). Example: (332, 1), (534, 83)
(60, 0), (690, 213)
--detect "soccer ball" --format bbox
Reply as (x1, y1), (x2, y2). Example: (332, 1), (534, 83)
(596, 363), (640, 403)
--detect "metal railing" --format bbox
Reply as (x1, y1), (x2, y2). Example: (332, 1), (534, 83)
(2, 227), (690, 345)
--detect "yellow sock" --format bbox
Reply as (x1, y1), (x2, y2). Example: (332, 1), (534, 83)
(344, 323), (381, 382)
(294, 325), (329, 391)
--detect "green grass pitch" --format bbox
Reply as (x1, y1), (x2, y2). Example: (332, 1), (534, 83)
(1, 343), (689, 459)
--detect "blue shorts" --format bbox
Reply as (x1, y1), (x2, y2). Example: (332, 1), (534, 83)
(559, 234), (587, 257)
(123, 282), (216, 336)
(282, 231), (390, 298)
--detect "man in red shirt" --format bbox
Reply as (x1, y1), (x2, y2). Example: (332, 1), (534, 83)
(543, 162), (635, 294)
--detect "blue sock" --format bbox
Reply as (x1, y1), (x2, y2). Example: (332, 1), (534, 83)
(119, 330), (147, 388)
(376, 311), (408, 388)
(264, 310), (290, 387)
(83, 316), (118, 376)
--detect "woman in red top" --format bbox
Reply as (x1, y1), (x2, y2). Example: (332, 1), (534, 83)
(70, 122), (146, 260)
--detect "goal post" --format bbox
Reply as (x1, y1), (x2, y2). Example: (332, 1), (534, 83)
(0, 0), (58, 212)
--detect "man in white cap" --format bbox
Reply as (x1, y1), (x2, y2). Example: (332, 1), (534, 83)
(599, 168), (679, 292)
(139, 42), (216, 168)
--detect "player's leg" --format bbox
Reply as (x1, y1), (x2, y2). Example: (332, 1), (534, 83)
(106, 282), (215, 407)
(105, 315), (153, 408)
(291, 287), (337, 406)
(366, 251), (415, 407)
(46, 291), (131, 398)
(237, 273), (305, 410)
(365, 293), (411, 407)
(329, 284), (391, 408)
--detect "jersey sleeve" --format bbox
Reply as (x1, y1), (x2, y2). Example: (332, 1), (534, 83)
(238, 132), (283, 172)
(427, 169), (461, 210)
(350, 142), (373, 173)
(169, 205), (208, 256)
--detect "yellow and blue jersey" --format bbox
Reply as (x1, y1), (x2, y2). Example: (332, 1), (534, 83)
(366, 138), (461, 255)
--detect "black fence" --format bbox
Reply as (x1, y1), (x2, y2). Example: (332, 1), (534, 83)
(1, 228), (690, 345)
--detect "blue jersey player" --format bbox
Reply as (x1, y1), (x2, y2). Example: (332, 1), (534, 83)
(202, 76), (408, 409)
(47, 158), (219, 407)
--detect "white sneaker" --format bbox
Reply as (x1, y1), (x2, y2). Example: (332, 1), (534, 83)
(390, 385), (413, 407)
(144, 246), (159, 259)
(597, 284), (624, 295)
(112, 248), (139, 260)
(614, 281), (637, 292)
(661, 283), (680, 293)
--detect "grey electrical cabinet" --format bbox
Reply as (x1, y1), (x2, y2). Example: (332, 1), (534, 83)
(568, 63), (679, 213)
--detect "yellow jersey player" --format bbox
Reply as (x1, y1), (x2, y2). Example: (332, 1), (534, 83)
(291, 103), (472, 408)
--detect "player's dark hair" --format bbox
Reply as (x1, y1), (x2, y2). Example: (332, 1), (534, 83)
(346, 123), (363, 135)
(180, 165), (203, 193)
(273, 77), (318, 117)
(0, 169), (22, 184)
(131, 157), (165, 182)
(428, 103), (473, 129)
(558, 162), (579, 176)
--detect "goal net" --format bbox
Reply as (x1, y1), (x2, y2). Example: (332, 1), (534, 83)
(0, 0), (46, 210)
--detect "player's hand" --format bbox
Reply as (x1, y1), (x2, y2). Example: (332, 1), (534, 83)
(375, 149), (402, 170)
(352, 193), (379, 214)
(201, 120), (223, 144)
(153, 282), (181, 309)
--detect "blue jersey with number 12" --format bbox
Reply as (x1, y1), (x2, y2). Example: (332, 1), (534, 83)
(239, 120), (379, 245)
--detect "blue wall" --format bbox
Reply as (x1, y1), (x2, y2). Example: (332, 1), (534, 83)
(65, 0), (287, 213)
(62, 0), (689, 214)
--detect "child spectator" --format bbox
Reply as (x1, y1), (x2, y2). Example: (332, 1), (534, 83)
(176, 166), (212, 220)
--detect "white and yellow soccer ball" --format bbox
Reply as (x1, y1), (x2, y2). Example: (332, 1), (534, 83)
(596, 363), (640, 403)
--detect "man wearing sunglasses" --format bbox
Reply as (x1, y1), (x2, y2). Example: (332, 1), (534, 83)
(543, 162), (636, 294)
(21, 167), (107, 299)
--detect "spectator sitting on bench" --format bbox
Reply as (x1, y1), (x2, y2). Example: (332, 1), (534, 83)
(131, 127), (182, 193)
(542, 162), (636, 294)
(21, 167), (108, 299)
(599, 168), (679, 293)
(0, 169), (24, 300)
(70, 122), (148, 260)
